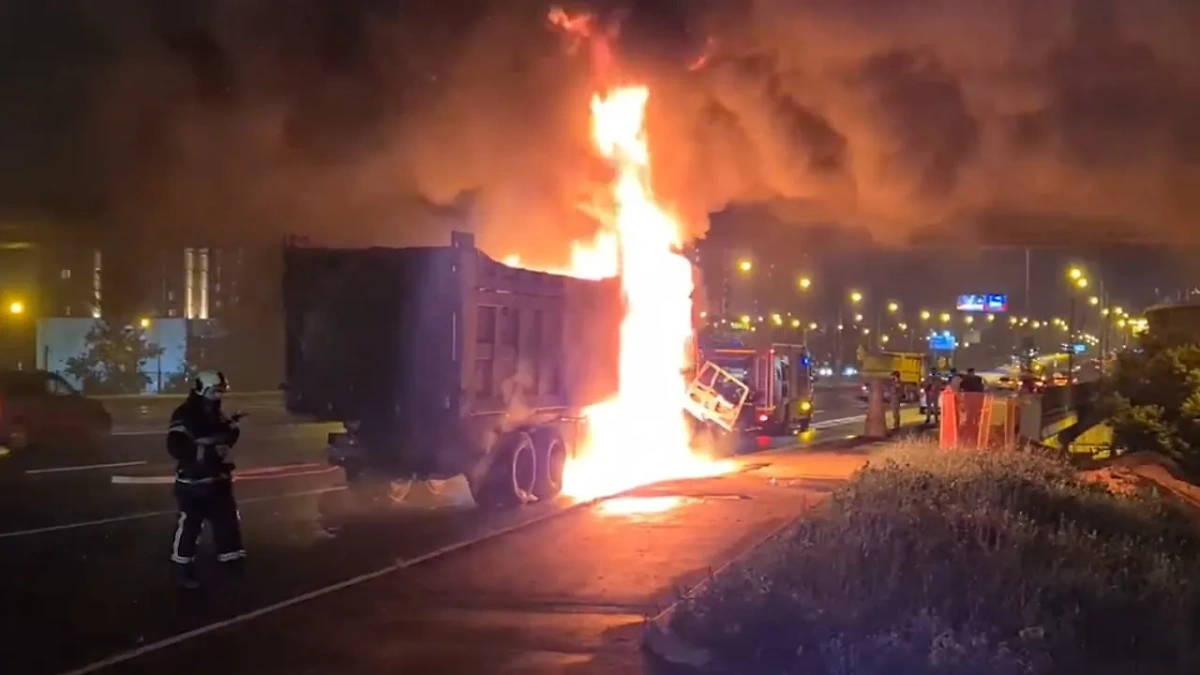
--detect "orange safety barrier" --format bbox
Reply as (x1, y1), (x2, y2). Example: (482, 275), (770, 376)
(938, 387), (958, 449)
(939, 390), (999, 450)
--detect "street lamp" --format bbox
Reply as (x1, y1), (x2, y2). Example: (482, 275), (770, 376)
(887, 301), (899, 313)
(790, 318), (801, 328)
(798, 276), (812, 290)
(7, 300), (23, 315)
(849, 290), (863, 304)
(737, 259), (752, 273)
(139, 317), (152, 329)
(1068, 267), (1084, 281)
(964, 315), (975, 325)
(920, 310), (931, 321)
(1075, 277), (1089, 289)
(939, 312), (951, 323)
(854, 313), (864, 323)
(1089, 296), (1100, 306)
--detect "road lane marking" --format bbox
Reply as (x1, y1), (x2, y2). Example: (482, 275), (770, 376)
(58, 493), (616, 675)
(810, 415), (866, 429)
(111, 464), (334, 485)
(25, 461), (147, 475)
(111, 423), (330, 437)
(0, 486), (345, 540)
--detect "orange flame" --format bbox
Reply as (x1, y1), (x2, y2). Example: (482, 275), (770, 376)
(527, 8), (732, 501)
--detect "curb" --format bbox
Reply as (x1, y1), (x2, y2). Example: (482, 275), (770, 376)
(641, 436), (904, 671)
(641, 514), (805, 672)
(111, 462), (335, 485)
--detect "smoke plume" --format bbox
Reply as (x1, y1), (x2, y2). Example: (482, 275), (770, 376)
(0, 0), (1198, 261)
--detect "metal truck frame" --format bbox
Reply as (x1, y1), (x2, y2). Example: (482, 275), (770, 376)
(282, 232), (622, 509)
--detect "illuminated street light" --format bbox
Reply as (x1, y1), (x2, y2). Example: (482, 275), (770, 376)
(139, 317), (151, 329)
(1075, 277), (1089, 289)
(737, 260), (752, 273)
(1009, 316), (1018, 325)
(964, 315), (974, 325)
(739, 315), (751, 325)
(939, 312), (951, 323)
(790, 318), (801, 328)
(1089, 296), (1100, 306)
(887, 301), (899, 313)
(8, 300), (23, 315)
(771, 313), (783, 326)
(986, 314), (995, 322)
(849, 291), (863, 304)
(898, 322), (908, 331)
(854, 313), (864, 323)
(808, 322), (818, 331)
(862, 328), (871, 335)
(1068, 267), (1084, 281)
(920, 310), (931, 321)
(798, 276), (812, 290)
(880, 334), (890, 344)
(1032, 320), (1041, 329)
(1114, 307), (1124, 316)
(837, 324), (844, 331)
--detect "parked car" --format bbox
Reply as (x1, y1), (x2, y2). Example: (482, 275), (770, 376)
(0, 370), (113, 450)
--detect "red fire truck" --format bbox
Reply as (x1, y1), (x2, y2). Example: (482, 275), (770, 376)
(685, 334), (814, 435)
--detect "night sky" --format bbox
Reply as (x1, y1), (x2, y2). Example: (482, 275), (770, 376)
(0, 0), (1197, 268)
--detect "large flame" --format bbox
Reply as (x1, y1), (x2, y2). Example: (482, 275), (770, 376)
(507, 9), (733, 502)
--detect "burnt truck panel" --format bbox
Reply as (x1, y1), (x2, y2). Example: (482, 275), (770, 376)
(283, 231), (622, 491)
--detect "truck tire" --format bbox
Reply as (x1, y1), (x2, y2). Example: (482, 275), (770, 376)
(470, 431), (537, 510)
(530, 427), (567, 500)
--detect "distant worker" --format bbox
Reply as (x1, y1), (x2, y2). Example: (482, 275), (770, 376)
(924, 375), (944, 426)
(947, 368), (962, 393)
(889, 370), (903, 431)
(167, 371), (246, 589)
(961, 367), (986, 393)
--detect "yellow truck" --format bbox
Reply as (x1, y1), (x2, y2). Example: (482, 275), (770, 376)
(857, 349), (926, 402)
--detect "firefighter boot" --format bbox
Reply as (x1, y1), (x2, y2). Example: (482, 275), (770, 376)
(173, 563), (200, 590)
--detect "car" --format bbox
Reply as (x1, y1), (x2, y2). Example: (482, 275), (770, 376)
(0, 370), (113, 450)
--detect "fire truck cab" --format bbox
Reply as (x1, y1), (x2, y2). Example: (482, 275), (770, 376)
(687, 336), (814, 435)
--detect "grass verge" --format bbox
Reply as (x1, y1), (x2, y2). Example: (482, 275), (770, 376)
(669, 442), (1200, 674)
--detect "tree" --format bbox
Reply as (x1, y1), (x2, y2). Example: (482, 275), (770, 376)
(1102, 337), (1200, 475)
(64, 320), (165, 395)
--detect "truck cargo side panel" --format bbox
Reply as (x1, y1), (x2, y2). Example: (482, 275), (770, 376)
(283, 248), (459, 473)
(460, 255), (622, 465)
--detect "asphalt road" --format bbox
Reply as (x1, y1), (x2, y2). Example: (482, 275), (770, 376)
(0, 390), (900, 675)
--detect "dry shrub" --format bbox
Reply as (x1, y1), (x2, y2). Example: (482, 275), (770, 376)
(670, 442), (1200, 675)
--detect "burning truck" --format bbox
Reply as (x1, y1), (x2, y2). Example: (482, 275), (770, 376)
(282, 231), (623, 509)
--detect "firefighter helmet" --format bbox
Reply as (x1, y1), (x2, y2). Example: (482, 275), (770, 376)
(194, 370), (229, 401)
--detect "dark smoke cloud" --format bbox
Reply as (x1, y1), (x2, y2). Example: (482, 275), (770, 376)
(0, 0), (1198, 264)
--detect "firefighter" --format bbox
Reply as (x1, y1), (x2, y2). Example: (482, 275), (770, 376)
(889, 370), (903, 431)
(168, 371), (245, 589)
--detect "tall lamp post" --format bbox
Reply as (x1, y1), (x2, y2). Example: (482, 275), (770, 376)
(1066, 267), (1090, 381)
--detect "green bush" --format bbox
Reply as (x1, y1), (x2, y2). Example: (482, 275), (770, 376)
(669, 445), (1200, 675)
(1102, 341), (1200, 474)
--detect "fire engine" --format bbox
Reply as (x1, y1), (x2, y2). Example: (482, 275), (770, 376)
(684, 332), (814, 435)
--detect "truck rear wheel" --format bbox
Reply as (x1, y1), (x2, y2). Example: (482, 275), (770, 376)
(470, 431), (537, 510)
(530, 427), (566, 500)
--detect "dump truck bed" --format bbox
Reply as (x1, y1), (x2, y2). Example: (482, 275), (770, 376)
(282, 233), (622, 436)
